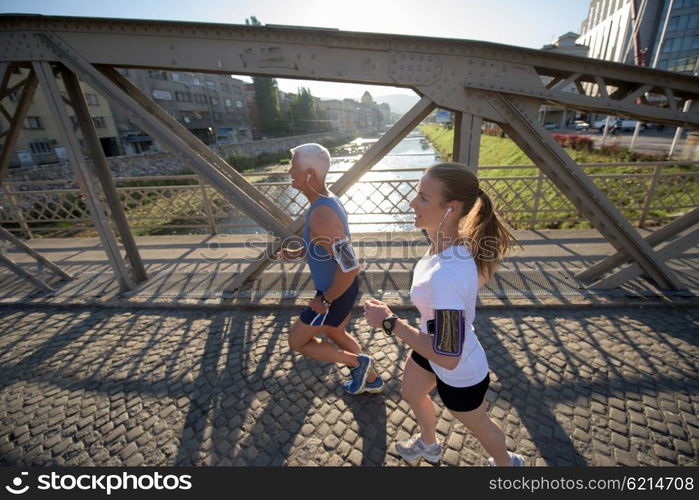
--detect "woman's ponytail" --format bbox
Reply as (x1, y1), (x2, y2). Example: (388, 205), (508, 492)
(461, 190), (516, 280)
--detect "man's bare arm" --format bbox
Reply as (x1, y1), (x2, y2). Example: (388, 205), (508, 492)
(309, 205), (359, 301)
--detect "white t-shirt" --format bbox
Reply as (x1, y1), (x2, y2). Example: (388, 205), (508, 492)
(409, 244), (489, 387)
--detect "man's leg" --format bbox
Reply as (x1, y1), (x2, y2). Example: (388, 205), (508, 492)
(325, 317), (378, 383)
(288, 317), (361, 367)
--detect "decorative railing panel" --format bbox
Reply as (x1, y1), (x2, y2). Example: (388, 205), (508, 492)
(1, 162), (697, 237)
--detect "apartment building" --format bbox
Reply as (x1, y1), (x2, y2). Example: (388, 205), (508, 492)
(317, 92), (389, 133)
(578, 0), (699, 73)
(112, 69), (252, 154)
(1, 67), (119, 167)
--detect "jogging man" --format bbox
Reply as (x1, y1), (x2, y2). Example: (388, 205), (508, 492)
(278, 143), (382, 394)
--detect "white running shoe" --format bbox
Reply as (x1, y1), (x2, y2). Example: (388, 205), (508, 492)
(395, 434), (442, 464)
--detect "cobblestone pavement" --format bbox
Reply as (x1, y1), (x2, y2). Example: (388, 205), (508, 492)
(0, 304), (697, 467)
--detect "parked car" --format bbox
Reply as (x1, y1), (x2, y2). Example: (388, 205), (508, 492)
(593, 118), (616, 132)
(543, 122), (557, 130)
(573, 120), (590, 131)
(616, 119), (644, 132)
(592, 117), (645, 133)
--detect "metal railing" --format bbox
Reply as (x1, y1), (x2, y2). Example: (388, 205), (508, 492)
(1, 161), (697, 238)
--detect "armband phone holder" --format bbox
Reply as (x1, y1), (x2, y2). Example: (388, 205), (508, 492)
(331, 238), (359, 273)
(428, 310), (465, 357)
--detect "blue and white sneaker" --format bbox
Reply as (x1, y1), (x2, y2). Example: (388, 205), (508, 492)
(363, 375), (384, 394)
(343, 374), (384, 394)
(343, 354), (373, 394)
(486, 452), (525, 466)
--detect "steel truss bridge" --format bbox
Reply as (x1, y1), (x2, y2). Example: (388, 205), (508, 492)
(0, 15), (698, 295)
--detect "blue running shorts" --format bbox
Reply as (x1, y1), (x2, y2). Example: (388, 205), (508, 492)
(299, 278), (359, 328)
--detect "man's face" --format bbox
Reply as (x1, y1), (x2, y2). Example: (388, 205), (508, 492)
(288, 154), (308, 190)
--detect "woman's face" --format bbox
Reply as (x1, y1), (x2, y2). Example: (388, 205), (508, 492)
(409, 175), (449, 230)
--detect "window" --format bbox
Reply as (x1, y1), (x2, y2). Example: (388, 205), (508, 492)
(206, 80), (216, 90)
(221, 83), (230, 92)
(690, 13), (699, 30)
(84, 93), (99, 105)
(29, 140), (55, 154)
(193, 93), (207, 104)
(224, 98), (232, 108)
(148, 70), (168, 80)
(236, 100), (243, 108)
(175, 91), (192, 102)
(171, 72), (190, 83)
(92, 116), (106, 128)
(9, 90), (21, 102)
(667, 55), (699, 72)
(209, 97), (219, 106)
(152, 89), (173, 101)
(192, 77), (203, 86)
(24, 116), (43, 129)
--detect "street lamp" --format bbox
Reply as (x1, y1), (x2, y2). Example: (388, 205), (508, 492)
(208, 126), (215, 146)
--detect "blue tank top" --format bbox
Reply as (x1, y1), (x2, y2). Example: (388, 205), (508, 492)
(303, 196), (352, 292)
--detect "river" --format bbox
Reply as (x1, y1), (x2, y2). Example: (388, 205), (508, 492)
(228, 131), (441, 233)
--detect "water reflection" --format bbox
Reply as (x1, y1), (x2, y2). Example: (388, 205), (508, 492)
(227, 131), (441, 234)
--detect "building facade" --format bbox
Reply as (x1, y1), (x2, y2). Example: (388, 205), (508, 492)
(316, 91), (389, 133)
(113, 69), (252, 154)
(578, 0), (699, 73)
(1, 67), (120, 167)
(539, 32), (590, 128)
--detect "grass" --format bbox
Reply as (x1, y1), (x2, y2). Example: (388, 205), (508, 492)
(419, 124), (698, 229)
(420, 124), (667, 167)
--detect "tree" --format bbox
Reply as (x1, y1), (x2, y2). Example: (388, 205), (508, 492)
(287, 87), (320, 135)
(245, 16), (287, 137)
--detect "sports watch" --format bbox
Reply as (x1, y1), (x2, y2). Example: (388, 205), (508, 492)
(382, 314), (398, 335)
(320, 293), (332, 308)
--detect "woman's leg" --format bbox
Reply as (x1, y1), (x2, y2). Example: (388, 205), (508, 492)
(449, 400), (510, 465)
(401, 357), (438, 444)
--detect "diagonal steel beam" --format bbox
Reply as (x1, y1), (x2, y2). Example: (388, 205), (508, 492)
(0, 225), (74, 280)
(0, 68), (38, 186)
(33, 61), (136, 292)
(0, 62), (10, 93)
(489, 92), (684, 290)
(0, 249), (54, 293)
(35, 32), (297, 241)
(576, 207), (699, 282)
(98, 66), (294, 226)
(591, 224), (699, 290)
(223, 96), (437, 292)
(59, 66), (147, 284)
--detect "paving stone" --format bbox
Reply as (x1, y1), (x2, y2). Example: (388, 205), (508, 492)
(0, 305), (696, 467)
(124, 452), (144, 466)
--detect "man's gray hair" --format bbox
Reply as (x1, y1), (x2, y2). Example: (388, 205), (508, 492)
(290, 143), (331, 180)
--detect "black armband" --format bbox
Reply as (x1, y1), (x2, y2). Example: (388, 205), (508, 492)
(428, 309), (465, 357)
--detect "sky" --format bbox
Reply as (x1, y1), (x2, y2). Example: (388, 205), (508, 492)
(0, 0), (591, 100)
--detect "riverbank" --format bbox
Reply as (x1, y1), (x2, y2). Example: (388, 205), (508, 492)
(418, 124), (698, 229)
(418, 124), (671, 165)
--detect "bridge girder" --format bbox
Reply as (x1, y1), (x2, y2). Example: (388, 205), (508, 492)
(0, 15), (697, 293)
